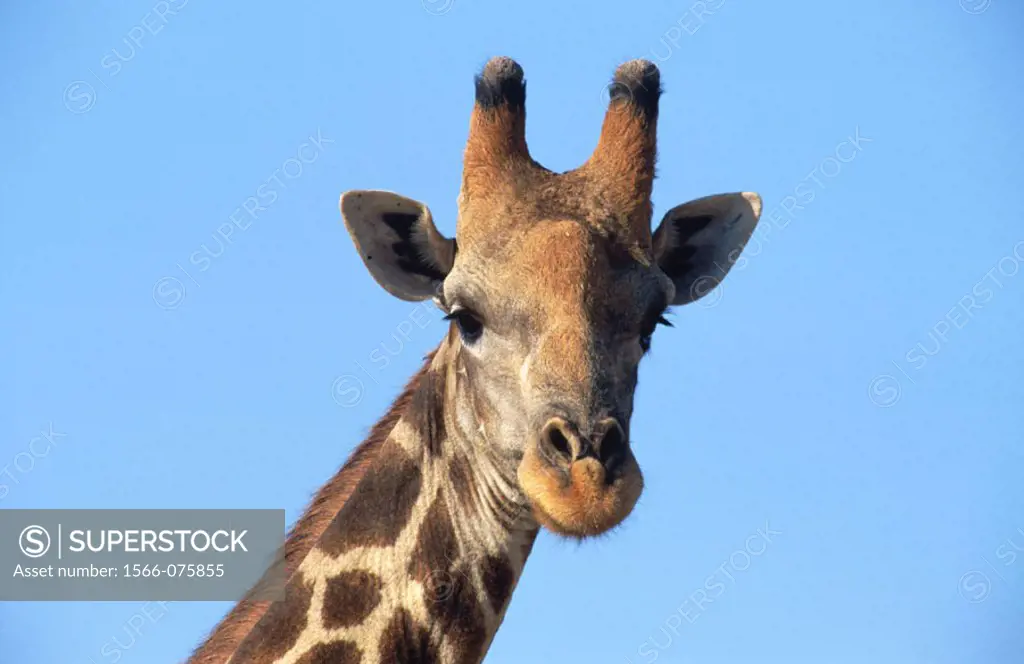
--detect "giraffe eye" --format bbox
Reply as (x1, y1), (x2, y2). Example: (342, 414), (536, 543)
(444, 309), (484, 344)
(640, 314), (672, 353)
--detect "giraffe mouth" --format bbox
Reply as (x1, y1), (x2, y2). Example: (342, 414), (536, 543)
(517, 438), (644, 538)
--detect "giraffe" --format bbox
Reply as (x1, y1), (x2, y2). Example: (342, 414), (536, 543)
(188, 56), (763, 664)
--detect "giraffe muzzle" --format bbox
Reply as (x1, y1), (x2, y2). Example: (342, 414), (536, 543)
(538, 416), (629, 480)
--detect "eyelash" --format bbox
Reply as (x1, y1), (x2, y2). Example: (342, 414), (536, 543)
(444, 308), (670, 350)
(443, 308), (484, 344)
(640, 314), (672, 353)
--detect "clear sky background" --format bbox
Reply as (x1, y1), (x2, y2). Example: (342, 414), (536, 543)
(2, 1), (1022, 662)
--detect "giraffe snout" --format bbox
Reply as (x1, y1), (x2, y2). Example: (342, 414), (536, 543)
(538, 416), (629, 480)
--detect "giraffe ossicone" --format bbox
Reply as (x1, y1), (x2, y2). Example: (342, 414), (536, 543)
(189, 56), (763, 664)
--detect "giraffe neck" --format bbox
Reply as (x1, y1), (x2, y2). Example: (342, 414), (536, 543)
(198, 341), (539, 664)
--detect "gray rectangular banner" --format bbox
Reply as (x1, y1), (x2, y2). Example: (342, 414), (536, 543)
(1, 509), (286, 601)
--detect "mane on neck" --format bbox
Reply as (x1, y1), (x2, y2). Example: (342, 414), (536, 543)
(186, 351), (437, 664)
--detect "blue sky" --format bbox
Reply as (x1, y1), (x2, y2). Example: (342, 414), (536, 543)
(1, 0), (1022, 662)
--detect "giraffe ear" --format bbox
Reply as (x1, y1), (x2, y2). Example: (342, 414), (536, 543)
(340, 190), (456, 302)
(652, 192), (763, 305)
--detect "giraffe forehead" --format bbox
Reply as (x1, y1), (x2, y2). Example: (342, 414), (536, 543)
(514, 221), (593, 303)
(453, 222), (663, 348)
(457, 220), (633, 308)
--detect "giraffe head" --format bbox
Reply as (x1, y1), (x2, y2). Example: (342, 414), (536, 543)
(341, 57), (762, 539)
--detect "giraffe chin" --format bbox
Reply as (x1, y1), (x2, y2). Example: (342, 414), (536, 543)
(517, 446), (644, 539)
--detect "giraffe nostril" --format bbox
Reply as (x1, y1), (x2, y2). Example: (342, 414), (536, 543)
(540, 417), (624, 471)
(548, 426), (572, 459)
(595, 420), (628, 477)
(540, 419), (577, 466)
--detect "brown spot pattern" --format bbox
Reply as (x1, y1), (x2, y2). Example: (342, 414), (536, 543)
(187, 354), (437, 664)
(408, 493), (487, 664)
(410, 366), (447, 457)
(229, 574), (314, 664)
(294, 640), (361, 664)
(322, 570), (383, 629)
(520, 527), (539, 561)
(448, 455), (479, 518)
(408, 492), (457, 587)
(378, 608), (439, 663)
(481, 554), (516, 614)
(318, 439), (422, 558)
(432, 566), (486, 664)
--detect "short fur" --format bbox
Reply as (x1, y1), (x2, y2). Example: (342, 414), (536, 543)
(191, 56), (763, 664)
(186, 358), (434, 664)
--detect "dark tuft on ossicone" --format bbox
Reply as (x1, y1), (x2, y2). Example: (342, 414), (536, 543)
(607, 59), (661, 120)
(474, 56), (526, 111)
